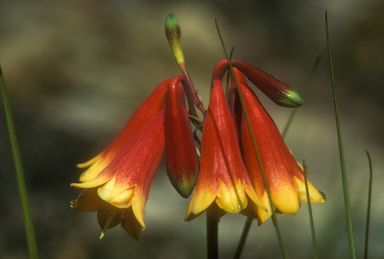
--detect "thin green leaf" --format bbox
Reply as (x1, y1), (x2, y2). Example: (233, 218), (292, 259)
(303, 160), (318, 259)
(214, 19), (288, 259)
(364, 150), (373, 259)
(233, 217), (253, 259)
(325, 10), (356, 259)
(0, 63), (38, 258)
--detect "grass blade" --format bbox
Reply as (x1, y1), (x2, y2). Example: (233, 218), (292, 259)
(0, 63), (38, 258)
(303, 160), (318, 259)
(325, 10), (356, 259)
(364, 150), (373, 259)
(233, 217), (253, 259)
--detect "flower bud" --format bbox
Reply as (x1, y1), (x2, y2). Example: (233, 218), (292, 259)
(165, 76), (200, 198)
(165, 13), (185, 66)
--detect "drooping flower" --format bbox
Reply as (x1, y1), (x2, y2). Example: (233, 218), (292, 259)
(228, 81), (325, 225)
(213, 59), (304, 108)
(185, 79), (266, 222)
(165, 76), (200, 198)
(77, 79), (171, 182)
(71, 110), (165, 240)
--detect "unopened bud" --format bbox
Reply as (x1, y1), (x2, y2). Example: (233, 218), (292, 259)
(165, 13), (185, 66)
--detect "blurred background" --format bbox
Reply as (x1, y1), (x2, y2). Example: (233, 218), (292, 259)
(0, 0), (383, 258)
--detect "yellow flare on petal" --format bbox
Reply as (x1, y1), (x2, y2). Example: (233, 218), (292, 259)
(216, 179), (247, 214)
(190, 186), (217, 217)
(97, 176), (135, 209)
(257, 194), (273, 225)
(132, 196), (147, 230)
(271, 181), (300, 215)
(79, 161), (106, 182)
(293, 176), (326, 204)
(97, 174), (116, 200)
(77, 154), (102, 168)
(243, 182), (268, 213)
(70, 169), (113, 189)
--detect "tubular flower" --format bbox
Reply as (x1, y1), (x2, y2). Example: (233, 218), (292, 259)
(77, 78), (171, 182)
(212, 59), (303, 108)
(71, 110), (165, 240)
(228, 82), (325, 225)
(185, 79), (266, 222)
(165, 76), (200, 198)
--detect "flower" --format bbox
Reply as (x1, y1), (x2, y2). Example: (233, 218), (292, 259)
(185, 79), (266, 222)
(165, 76), (200, 198)
(71, 110), (165, 240)
(212, 59), (304, 108)
(77, 78), (171, 183)
(228, 81), (325, 225)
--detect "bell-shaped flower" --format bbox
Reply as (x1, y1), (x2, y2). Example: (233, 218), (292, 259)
(165, 76), (200, 198)
(77, 79), (171, 182)
(228, 82), (325, 225)
(71, 110), (166, 240)
(212, 60), (303, 108)
(185, 79), (266, 222)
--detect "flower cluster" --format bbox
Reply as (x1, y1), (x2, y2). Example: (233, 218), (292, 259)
(70, 13), (325, 240)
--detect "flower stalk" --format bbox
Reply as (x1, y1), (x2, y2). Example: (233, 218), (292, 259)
(165, 13), (206, 116)
(0, 63), (38, 258)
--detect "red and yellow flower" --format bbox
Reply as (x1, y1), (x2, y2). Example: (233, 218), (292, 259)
(227, 75), (325, 224)
(77, 79), (171, 183)
(71, 110), (166, 240)
(185, 79), (266, 222)
(165, 76), (200, 198)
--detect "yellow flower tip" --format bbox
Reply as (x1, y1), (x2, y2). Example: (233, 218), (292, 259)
(245, 186), (268, 214)
(77, 155), (102, 168)
(254, 195), (272, 225)
(131, 197), (147, 230)
(294, 176), (326, 204)
(70, 183), (82, 189)
(96, 176), (136, 209)
(99, 211), (115, 239)
(215, 179), (247, 214)
(78, 161), (107, 182)
(272, 193), (300, 215)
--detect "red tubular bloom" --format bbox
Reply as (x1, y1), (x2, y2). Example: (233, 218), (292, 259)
(228, 82), (325, 225)
(71, 110), (166, 240)
(185, 79), (266, 222)
(165, 76), (200, 198)
(77, 78), (171, 182)
(212, 60), (303, 108)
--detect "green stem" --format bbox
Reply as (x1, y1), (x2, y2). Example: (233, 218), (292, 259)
(364, 150), (373, 259)
(233, 217), (253, 259)
(207, 213), (219, 259)
(303, 160), (318, 259)
(325, 10), (356, 259)
(0, 63), (38, 258)
(215, 19), (288, 259)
